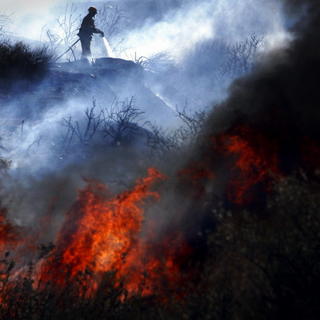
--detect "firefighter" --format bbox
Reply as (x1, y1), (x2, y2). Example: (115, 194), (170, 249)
(78, 7), (104, 59)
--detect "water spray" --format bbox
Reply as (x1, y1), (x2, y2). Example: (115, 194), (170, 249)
(102, 37), (114, 58)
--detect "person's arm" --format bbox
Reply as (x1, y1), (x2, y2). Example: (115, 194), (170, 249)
(92, 20), (104, 36)
(94, 28), (104, 37)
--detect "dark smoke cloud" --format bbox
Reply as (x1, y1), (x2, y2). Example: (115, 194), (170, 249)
(136, 0), (320, 251)
(171, 0), (320, 219)
(199, 0), (320, 152)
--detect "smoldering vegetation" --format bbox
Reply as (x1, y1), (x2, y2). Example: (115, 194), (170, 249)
(0, 0), (320, 319)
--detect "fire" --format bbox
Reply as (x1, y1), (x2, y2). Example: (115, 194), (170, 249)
(9, 121), (284, 300)
(114, 232), (191, 298)
(203, 126), (281, 205)
(222, 127), (280, 204)
(0, 208), (20, 252)
(177, 126), (281, 206)
(37, 168), (188, 299)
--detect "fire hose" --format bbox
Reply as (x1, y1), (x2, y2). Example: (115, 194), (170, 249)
(55, 38), (80, 62)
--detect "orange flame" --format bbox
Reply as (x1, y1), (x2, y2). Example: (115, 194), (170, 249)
(37, 168), (187, 298)
(61, 168), (163, 275)
(114, 232), (191, 299)
(218, 126), (280, 204)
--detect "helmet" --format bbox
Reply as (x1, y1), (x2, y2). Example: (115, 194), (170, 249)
(88, 7), (97, 14)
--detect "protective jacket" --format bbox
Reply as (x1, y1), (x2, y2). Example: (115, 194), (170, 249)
(78, 14), (102, 39)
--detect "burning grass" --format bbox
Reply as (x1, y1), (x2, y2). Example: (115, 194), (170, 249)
(0, 113), (320, 320)
(1, 10), (320, 314)
(0, 174), (320, 320)
(36, 167), (187, 299)
(0, 168), (192, 312)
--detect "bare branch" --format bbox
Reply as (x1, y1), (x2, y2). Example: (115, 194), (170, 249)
(45, 4), (81, 61)
(102, 97), (144, 146)
(61, 99), (103, 148)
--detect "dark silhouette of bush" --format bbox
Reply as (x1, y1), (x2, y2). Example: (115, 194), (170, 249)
(0, 41), (51, 83)
(177, 175), (320, 320)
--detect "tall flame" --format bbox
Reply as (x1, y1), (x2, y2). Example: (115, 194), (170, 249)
(37, 168), (187, 298)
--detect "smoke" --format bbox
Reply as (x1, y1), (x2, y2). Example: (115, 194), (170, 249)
(1, 0), (289, 113)
(0, 0), (290, 194)
(176, 0), (320, 210)
(2, 0), (68, 40)
(5, 0), (287, 58)
(203, 0), (320, 137)
(0, 1), (318, 308)
(118, 0), (287, 60)
(122, 0), (288, 111)
(0, 0), (312, 251)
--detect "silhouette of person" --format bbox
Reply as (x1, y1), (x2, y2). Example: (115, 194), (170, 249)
(78, 7), (104, 59)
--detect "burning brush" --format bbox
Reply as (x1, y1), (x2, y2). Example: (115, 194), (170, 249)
(0, 168), (191, 303)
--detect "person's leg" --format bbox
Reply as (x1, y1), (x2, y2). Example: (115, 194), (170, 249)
(80, 37), (92, 59)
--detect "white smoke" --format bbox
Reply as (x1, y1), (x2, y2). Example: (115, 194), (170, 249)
(118, 0), (288, 61)
(2, 0), (66, 40)
(0, 0), (290, 175)
(4, 0), (288, 59)
(1, 98), (85, 174)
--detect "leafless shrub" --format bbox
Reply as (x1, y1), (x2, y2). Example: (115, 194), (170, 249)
(146, 106), (208, 158)
(60, 97), (145, 152)
(145, 123), (177, 157)
(96, 5), (127, 40)
(43, 4), (81, 61)
(102, 97), (144, 146)
(174, 106), (208, 145)
(181, 34), (262, 84)
(138, 52), (176, 73)
(60, 97), (206, 161)
(95, 4), (129, 55)
(220, 34), (263, 77)
(62, 99), (103, 148)
(45, 29), (62, 57)
(130, 53), (149, 68)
